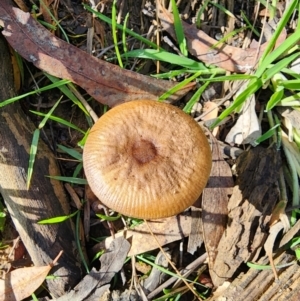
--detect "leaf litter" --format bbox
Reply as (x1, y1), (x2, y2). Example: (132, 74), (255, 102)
(56, 237), (130, 301)
(0, 0), (300, 300)
(0, 251), (63, 301)
(0, 0), (192, 107)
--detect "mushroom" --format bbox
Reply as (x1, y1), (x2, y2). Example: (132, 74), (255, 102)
(83, 100), (212, 219)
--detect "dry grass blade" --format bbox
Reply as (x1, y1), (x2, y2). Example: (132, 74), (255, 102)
(145, 220), (202, 300)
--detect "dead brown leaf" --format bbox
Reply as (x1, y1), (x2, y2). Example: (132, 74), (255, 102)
(269, 200), (288, 228)
(264, 200), (290, 280)
(0, 251), (62, 301)
(225, 88), (261, 145)
(0, 0), (193, 107)
(157, 2), (287, 73)
(202, 101), (219, 136)
(56, 237), (130, 301)
(280, 219), (300, 249)
(277, 106), (300, 141)
(202, 101), (219, 121)
(201, 135), (234, 286)
(264, 221), (285, 280)
(92, 213), (191, 257)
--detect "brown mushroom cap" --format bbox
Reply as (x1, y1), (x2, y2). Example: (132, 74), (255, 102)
(83, 100), (212, 219)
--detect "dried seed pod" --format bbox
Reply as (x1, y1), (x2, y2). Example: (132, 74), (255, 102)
(83, 100), (211, 219)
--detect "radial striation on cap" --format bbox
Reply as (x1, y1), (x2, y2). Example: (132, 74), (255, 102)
(83, 100), (212, 219)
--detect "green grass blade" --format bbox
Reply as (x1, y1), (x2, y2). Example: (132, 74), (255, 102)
(211, 78), (263, 128)
(282, 133), (299, 207)
(47, 176), (87, 185)
(0, 213), (6, 232)
(136, 255), (204, 286)
(278, 92), (300, 105)
(209, 1), (236, 18)
(257, 30), (300, 78)
(247, 261), (294, 270)
(0, 202), (6, 233)
(84, 4), (159, 49)
(281, 66), (300, 79)
(196, 0), (210, 28)
(183, 73), (216, 113)
(15, 52), (24, 85)
(266, 88), (285, 111)
(199, 74), (256, 82)
(152, 68), (225, 79)
(151, 69), (191, 79)
(45, 73), (89, 115)
(258, 0), (298, 72)
(210, 27), (250, 49)
(76, 211), (90, 273)
(124, 49), (207, 70)
(38, 210), (79, 224)
(38, 19), (57, 30)
(39, 0), (69, 43)
(96, 213), (121, 221)
(0, 243), (9, 250)
(31, 293), (39, 301)
(122, 13), (130, 54)
(112, 0), (123, 68)
(171, 0), (188, 56)
(240, 11), (260, 37)
(159, 71), (202, 101)
(294, 247), (300, 260)
(90, 250), (105, 263)
(27, 99), (61, 189)
(0, 79), (71, 107)
(73, 162), (83, 178)
(290, 237), (300, 249)
(27, 129), (40, 189)
(157, 291), (182, 301)
(78, 129), (90, 148)
(279, 79), (300, 90)
(254, 124), (281, 146)
(30, 111), (86, 134)
(262, 52), (300, 83)
(57, 144), (83, 161)
(38, 98), (61, 128)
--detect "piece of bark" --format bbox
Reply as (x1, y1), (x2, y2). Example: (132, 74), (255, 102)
(201, 137), (234, 286)
(0, 36), (82, 297)
(187, 207), (203, 254)
(0, 0), (193, 107)
(157, 2), (286, 73)
(212, 146), (281, 286)
(209, 253), (300, 301)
